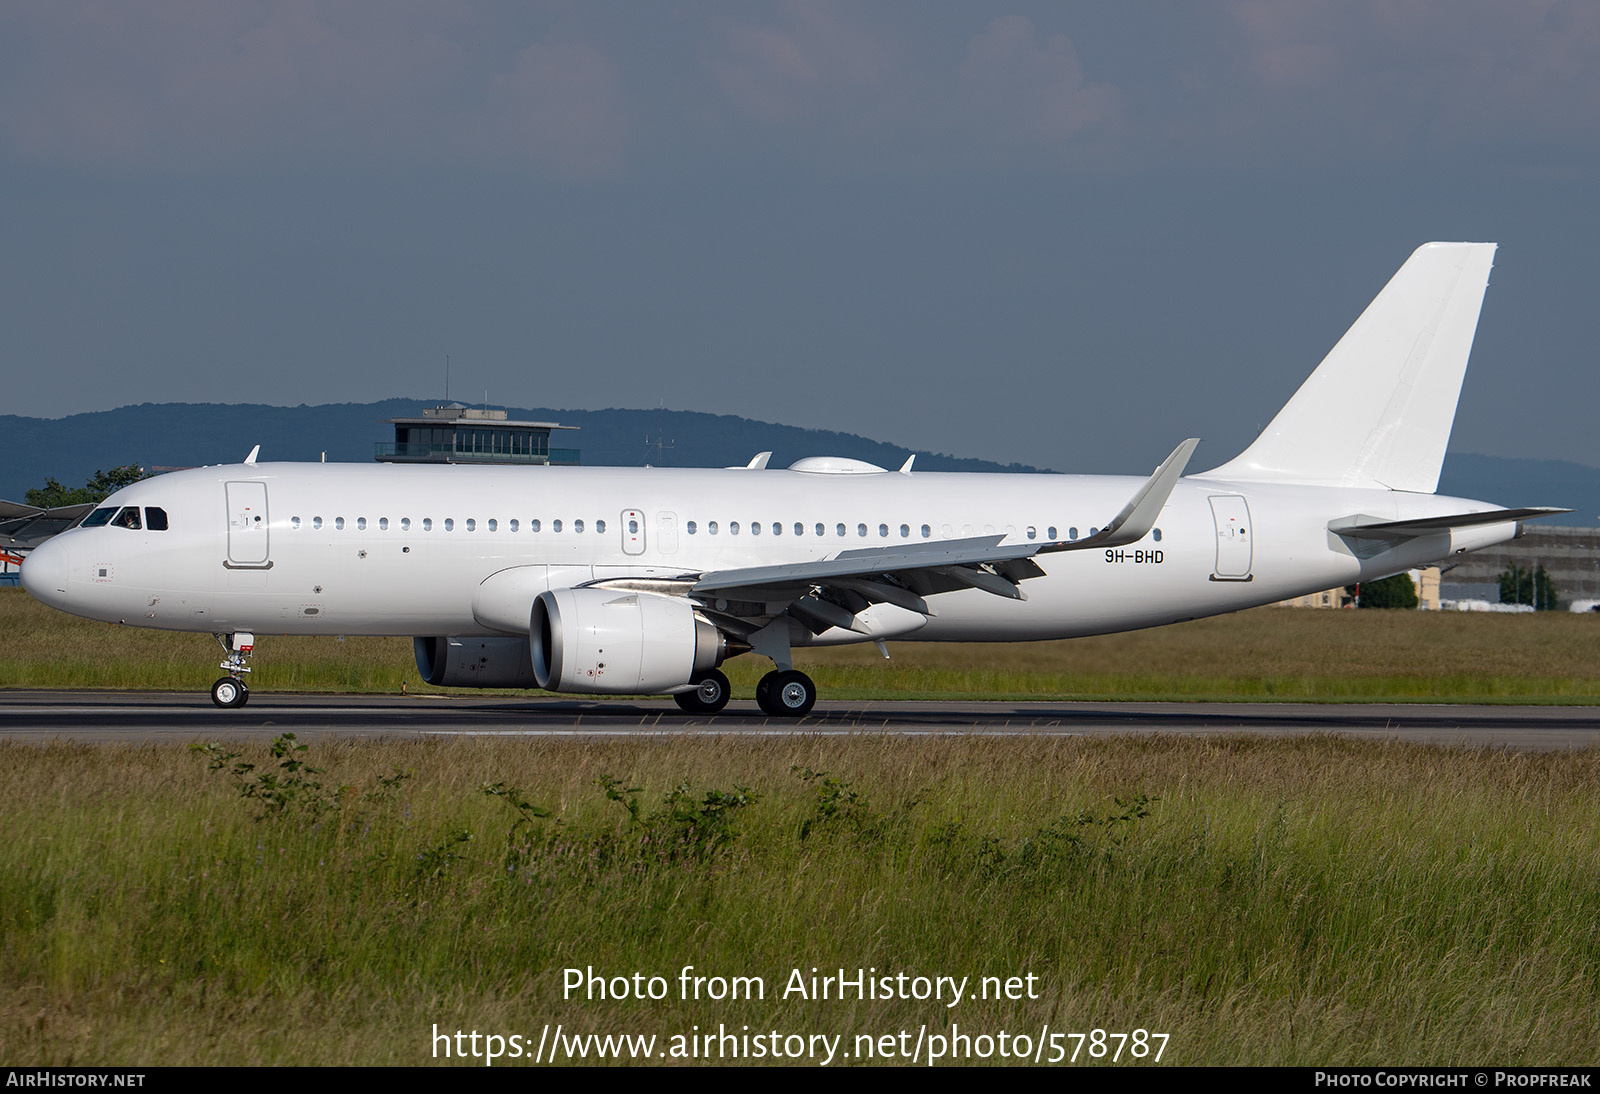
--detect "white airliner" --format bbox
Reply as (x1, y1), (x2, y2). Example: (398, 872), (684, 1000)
(21, 243), (1567, 714)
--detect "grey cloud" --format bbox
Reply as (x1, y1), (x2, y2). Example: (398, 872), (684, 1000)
(471, 38), (630, 179)
(1, 3), (460, 166)
(1185, 1), (1600, 164)
(0, 1), (628, 177)
(954, 16), (1123, 162)
(695, 5), (1120, 167)
(698, 1), (911, 133)
(5, 2), (1598, 181)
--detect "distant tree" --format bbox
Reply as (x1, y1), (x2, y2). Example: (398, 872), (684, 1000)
(24, 465), (147, 509)
(23, 478), (80, 508)
(1345, 572), (1419, 609)
(1498, 562), (1560, 611)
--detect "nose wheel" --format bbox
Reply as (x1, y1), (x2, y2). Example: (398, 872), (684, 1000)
(211, 676), (249, 708)
(210, 631), (256, 709)
(755, 669), (816, 717)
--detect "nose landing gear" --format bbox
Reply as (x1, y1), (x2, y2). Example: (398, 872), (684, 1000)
(210, 631), (255, 708)
(211, 675), (248, 708)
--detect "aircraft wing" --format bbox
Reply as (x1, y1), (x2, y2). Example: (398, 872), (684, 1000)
(0, 500), (97, 551)
(685, 439), (1198, 635)
(693, 533), (1044, 620)
(1039, 438), (1198, 553)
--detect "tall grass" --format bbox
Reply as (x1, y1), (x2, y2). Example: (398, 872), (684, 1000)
(3, 735), (1598, 1064)
(3, 589), (1597, 702)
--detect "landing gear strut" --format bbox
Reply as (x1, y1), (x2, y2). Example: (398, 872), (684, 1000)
(745, 617), (816, 717)
(674, 669), (732, 714)
(756, 669), (816, 718)
(211, 631), (255, 708)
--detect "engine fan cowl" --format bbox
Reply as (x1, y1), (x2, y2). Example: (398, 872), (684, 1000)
(413, 636), (538, 688)
(530, 587), (723, 694)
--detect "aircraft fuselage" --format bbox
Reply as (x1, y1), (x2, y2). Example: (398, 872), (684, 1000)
(17, 243), (1552, 714)
(21, 461), (1512, 642)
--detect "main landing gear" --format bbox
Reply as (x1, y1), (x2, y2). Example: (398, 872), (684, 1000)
(671, 667), (816, 717)
(731, 617), (816, 718)
(673, 669), (732, 714)
(210, 631), (255, 708)
(755, 669), (817, 718)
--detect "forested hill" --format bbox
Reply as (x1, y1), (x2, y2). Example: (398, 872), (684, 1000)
(0, 400), (1041, 500)
(2, 401), (1595, 525)
(1435, 454), (1599, 526)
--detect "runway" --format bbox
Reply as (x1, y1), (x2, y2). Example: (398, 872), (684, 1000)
(1, 691), (1598, 749)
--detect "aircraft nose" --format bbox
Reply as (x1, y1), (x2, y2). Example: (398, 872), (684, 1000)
(20, 535), (72, 610)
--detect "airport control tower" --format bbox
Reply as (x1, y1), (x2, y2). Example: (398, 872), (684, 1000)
(375, 404), (580, 466)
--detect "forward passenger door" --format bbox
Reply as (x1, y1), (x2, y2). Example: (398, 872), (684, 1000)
(225, 482), (271, 568)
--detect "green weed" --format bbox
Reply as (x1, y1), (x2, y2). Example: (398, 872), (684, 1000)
(594, 774), (758, 864)
(411, 828), (474, 885)
(4, 735), (1600, 1064)
(190, 733), (333, 820)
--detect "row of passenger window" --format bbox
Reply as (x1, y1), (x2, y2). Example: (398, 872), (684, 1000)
(681, 521), (1072, 540)
(281, 515), (1151, 544)
(289, 516), (606, 533)
(76, 506), (1161, 546)
(673, 523), (1163, 543)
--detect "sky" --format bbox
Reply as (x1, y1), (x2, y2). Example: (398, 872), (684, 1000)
(2, 1), (1597, 475)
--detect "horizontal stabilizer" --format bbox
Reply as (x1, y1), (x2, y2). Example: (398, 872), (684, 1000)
(1329, 506), (1571, 542)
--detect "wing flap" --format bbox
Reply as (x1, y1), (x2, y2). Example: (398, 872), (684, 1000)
(691, 534), (1038, 629)
(693, 534), (1027, 594)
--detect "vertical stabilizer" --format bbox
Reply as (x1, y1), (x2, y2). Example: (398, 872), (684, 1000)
(1200, 242), (1496, 493)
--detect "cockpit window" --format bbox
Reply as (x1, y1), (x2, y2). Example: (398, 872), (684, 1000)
(112, 506), (142, 530)
(145, 507), (168, 531)
(81, 507), (116, 528)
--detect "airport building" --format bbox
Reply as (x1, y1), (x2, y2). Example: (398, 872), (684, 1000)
(1276, 567), (1441, 610)
(1437, 524), (1600, 603)
(2, 405), (583, 579)
(375, 404), (580, 466)
(1276, 523), (1600, 611)
(0, 500), (96, 585)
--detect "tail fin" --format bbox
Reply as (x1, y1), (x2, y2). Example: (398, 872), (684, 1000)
(1200, 242), (1496, 493)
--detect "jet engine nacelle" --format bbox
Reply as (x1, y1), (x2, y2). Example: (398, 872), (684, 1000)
(414, 635), (538, 689)
(530, 587), (724, 694)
